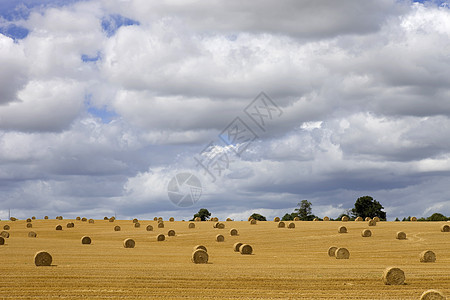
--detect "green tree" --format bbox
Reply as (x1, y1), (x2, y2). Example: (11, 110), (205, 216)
(281, 213), (297, 221)
(426, 213), (448, 221)
(192, 208), (211, 221)
(294, 200), (313, 221)
(351, 196), (386, 220)
(250, 213), (266, 221)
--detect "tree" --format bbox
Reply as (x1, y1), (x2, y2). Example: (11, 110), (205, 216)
(294, 200), (313, 221)
(250, 213), (266, 221)
(281, 213), (297, 221)
(192, 208), (211, 221)
(351, 196), (386, 220)
(426, 213), (448, 221)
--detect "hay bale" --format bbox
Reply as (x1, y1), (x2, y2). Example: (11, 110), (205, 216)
(76, 217), (81, 220)
(158, 217), (163, 222)
(0, 236), (4, 245)
(216, 222), (225, 229)
(328, 246), (337, 257)
(169, 217), (175, 222)
(226, 218), (232, 221)
(10, 217), (17, 221)
(191, 249), (209, 264)
(420, 290), (445, 300)
(213, 222), (218, 228)
(396, 231), (407, 240)
(88, 219), (94, 224)
(361, 229), (372, 237)
(194, 217), (201, 222)
(216, 234), (225, 242)
(273, 217), (280, 222)
(34, 251), (52, 266)
(134, 222), (141, 228)
(323, 216), (329, 221)
(81, 236), (91, 244)
(293, 217), (300, 221)
(1, 231), (10, 238)
(335, 247), (350, 259)
(32, 216), (36, 220)
(355, 217), (363, 221)
(410, 216), (417, 221)
(278, 221), (286, 228)
(230, 228), (238, 236)
(365, 217), (371, 221)
(341, 216), (349, 222)
(338, 226), (347, 233)
(55, 225), (62, 231)
(132, 218), (138, 223)
(250, 219), (257, 225)
(211, 217), (218, 222)
(109, 218), (115, 223)
(28, 231), (37, 238)
(104, 217), (109, 220)
(441, 224), (450, 232)
(26, 218), (32, 223)
(239, 244), (253, 255)
(66, 222), (74, 228)
(188, 222), (195, 229)
(146, 225), (153, 231)
(373, 216), (380, 222)
(3, 225), (10, 230)
(44, 216), (49, 219)
(157, 234), (165, 241)
(153, 217), (158, 221)
(193, 245), (207, 252)
(368, 219), (376, 226)
(114, 225), (121, 231)
(123, 238), (135, 248)
(81, 217), (87, 222)
(288, 222), (295, 229)
(26, 223), (32, 228)
(382, 267), (405, 285)
(420, 250), (436, 263)
(168, 230), (175, 236)
(158, 222), (164, 228)
(233, 242), (243, 252)
(313, 218), (319, 221)
(248, 217), (254, 221)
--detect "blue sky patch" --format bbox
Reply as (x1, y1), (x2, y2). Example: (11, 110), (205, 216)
(101, 14), (140, 37)
(0, 0), (85, 21)
(0, 24), (29, 40)
(81, 52), (101, 63)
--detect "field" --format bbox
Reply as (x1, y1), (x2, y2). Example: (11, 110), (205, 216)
(1, 218), (449, 299)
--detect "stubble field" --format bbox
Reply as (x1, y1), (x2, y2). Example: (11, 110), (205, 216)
(0, 218), (449, 299)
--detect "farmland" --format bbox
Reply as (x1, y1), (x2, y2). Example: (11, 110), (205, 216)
(0, 218), (449, 299)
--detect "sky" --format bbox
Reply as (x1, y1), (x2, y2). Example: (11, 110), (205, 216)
(1, 0), (450, 221)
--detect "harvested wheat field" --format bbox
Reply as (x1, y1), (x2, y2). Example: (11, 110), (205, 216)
(0, 219), (449, 299)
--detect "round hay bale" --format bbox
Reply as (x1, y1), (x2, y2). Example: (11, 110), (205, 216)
(213, 222), (218, 228)
(373, 216), (380, 222)
(55, 225), (62, 231)
(34, 251), (52, 266)
(81, 236), (91, 244)
(188, 222), (195, 229)
(193, 245), (207, 252)
(335, 247), (350, 259)
(410, 216), (417, 221)
(440, 224), (450, 232)
(234, 242), (243, 252)
(191, 249), (208, 264)
(28, 231), (37, 238)
(420, 250), (436, 263)
(109, 218), (115, 223)
(226, 218), (232, 221)
(420, 289), (445, 300)
(157, 234), (165, 241)
(328, 246), (337, 257)
(248, 217), (254, 221)
(32, 216), (36, 220)
(132, 218), (138, 223)
(123, 238), (135, 248)
(293, 217), (300, 221)
(114, 225), (121, 231)
(76, 217), (81, 220)
(3, 225), (10, 230)
(168, 230), (176, 236)
(169, 217), (175, 222)
(313, 218), (319, 221)
(382, 267), (405, 285)
(230, 228), (238, 236)
(355, 217), (363, 221)
(341, 216), (349, 222)
(361, 229), (372, 237)
(104, 217), (109, 220)
(26, 218), (32, 223)
(216, 222), (225, 229)
(1, 231), (10, 238)
(66, 222), (74, 228)
(10, 217), (17, 221)
(216, 234), (225, 242)
(26, 223), (32, 228)
(153, 217), (158, 221)
(44, 216), (49, 219)
(158, 217), (163, 222)
(338, 226), (347, 233)
(81, 217), (87, 222)
(278, 221), (285, 228)
(239, 244), (253, 255)
(288, 222), (295, 229)
(250, 219), (257, 225)
(365, 217), (371, 221)
(273, 217), (280, 222)
(194, 217), (201, 222)
(157, 219), (164, 223)
(158, 222), (164, 228)
(211, 217), (218, 222)
(134, 222), (141, 228)
(146, 225), (153, 231)
(396, 231), (406, 240)
(323, 216), (330, 221)
(368, 219), (376, 226)
(88, 219), (94, 224)
(0, 236), (4, 245)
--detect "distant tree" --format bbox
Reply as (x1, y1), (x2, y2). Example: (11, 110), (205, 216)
(294, 200), (314, 221)
(250, 213), (266, 221)
(394, 217), (400, 222)
(402, 216), (411, 222)
(281, 213), (297, 221)
(351, 196), (386, 220)
(191, 208), (211, 221)
(426, 213), (448, 221)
